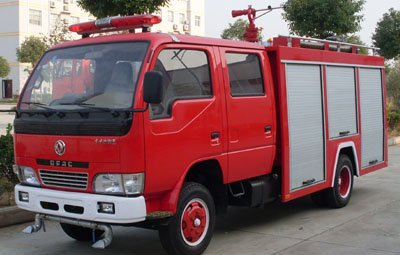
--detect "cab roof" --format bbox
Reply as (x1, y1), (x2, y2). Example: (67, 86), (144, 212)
(51, 32), (265, 51)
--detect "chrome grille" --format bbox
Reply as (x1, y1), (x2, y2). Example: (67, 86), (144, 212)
(39, 170), (88, 190)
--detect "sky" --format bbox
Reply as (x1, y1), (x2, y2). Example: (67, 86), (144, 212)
(205, 0), (400, 46)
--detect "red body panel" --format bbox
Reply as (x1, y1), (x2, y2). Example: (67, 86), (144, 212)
(266, 45), (387, 202)
(218, 47), (276, 182)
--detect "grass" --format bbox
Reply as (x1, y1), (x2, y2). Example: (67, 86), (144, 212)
(0, 98), (18, 104)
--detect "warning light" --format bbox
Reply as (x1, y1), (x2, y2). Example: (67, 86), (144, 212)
(69, 15), (162, 35)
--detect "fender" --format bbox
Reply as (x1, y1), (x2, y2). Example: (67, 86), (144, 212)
(331, 141), (360, 187)
(159, 157), (225, 214)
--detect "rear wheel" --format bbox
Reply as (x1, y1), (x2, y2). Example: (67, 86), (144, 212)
(159, 182), (216, 255)
(60, 223), (103, 242)
(326, 155), (354, 208)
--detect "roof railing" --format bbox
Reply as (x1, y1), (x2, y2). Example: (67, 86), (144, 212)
(274, 35), (380, 56)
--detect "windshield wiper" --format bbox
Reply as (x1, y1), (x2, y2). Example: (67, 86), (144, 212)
(20, 101), (55, 111)
(59, 102), (113, 112)
(58, 102), (136, 118)
(18, 101), (59, 118)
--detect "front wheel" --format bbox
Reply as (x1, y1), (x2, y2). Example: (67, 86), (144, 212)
(159, 182), (216, 255)
(326, 155), (354, 208)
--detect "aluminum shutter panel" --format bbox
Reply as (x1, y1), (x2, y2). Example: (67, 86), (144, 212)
(286, 64), (325, 190)
(326, 66), (357, 138)
(359, 68), (384, 167)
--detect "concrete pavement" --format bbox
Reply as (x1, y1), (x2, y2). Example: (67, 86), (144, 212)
(0, 145), (399, 255)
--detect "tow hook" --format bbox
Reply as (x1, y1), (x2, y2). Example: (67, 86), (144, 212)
(22, 214), (113, 249)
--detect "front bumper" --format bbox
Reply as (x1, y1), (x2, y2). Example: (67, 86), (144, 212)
(15, 184), (146, 224)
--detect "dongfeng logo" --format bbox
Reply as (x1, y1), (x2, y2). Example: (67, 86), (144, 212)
(54, 140), (66, 156)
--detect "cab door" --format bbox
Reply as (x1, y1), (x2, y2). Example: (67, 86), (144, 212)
(143, 45), (226, 194)
(219, 48), (276, 182)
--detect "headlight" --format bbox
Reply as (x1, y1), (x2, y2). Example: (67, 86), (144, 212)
(93, 173), (144, 195)
(13, 165), (40, 186)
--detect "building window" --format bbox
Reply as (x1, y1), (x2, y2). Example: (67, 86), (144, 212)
(29, 9), (42, 26)
(70, 16), (80, 24)
(167, 11), (174, 22)
(49, 14), (59, 31)
(179, 13), (185, 24)
(195, 16), (200, 27)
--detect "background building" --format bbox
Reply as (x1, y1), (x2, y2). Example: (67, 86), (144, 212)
(0, 0), (94, 98)
(0, 0), (205, 98)
(153, 0), (205, 36)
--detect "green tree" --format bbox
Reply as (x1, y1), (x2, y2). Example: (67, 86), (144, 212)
(372, 8), (400, 59)
(16, 36), (48, 69)
(0, 56), (10, 78)
(283, 0), (365, 39)
(221, 19), (263, 41)
(42, 15), (72, 47)
(77, 0), (170, 18)
(345, 35), (368, 54)
(221, 19), (248, 40)
(387, 60), (400, 108)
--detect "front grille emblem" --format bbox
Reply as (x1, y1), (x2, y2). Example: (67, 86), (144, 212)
(54, 140), (66, 156)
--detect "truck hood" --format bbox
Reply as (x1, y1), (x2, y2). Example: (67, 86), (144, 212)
(14, 134), (120, 163)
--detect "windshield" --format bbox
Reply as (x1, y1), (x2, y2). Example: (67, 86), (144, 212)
(19, 42), (148, 111)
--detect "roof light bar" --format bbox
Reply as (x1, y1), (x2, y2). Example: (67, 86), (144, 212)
(69, 15), (162, 35)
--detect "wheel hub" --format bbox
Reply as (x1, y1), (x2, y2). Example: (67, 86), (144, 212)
(194, 218), (201, 227)
(339, 166), (351, 198)
(181, 199), (209, 245)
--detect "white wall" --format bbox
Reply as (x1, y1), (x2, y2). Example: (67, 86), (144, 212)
(0, 2), (20, 95)
(0, 0), (94, 96)
(152, 0), (205, 36)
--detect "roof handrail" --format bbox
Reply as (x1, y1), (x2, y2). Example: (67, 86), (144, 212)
(276, 35), (380, 55)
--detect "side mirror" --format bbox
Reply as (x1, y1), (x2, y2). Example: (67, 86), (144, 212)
(143, 71), (163, 104)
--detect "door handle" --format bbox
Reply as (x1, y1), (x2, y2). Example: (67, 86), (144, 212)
(211, 132), (220, 140)
(264, 126), (272, 133)
(339, 131), (350, 136)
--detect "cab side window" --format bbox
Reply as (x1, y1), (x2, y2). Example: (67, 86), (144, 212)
(151, 49), (212, 119)
(226, 53), (264, 97)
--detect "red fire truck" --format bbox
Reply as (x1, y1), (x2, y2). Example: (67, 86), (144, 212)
(11, 12), (387, 255)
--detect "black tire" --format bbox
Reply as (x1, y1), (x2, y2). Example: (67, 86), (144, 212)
(310, 190), (328, 207)
(60, 223), (104, 242)
(326, 155), (354, 208)
(159, 182), (216, 255)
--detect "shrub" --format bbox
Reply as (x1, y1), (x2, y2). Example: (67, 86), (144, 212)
(0, 124), (17, 193)
(388, 109), (400, 130)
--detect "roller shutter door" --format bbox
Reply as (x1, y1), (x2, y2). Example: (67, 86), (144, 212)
(359, 68), (384, 167)
(286, 64), (325, 190)
(326, 66), (357, 138)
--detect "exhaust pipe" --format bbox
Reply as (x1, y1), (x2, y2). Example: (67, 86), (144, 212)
(23, 214), (113, 249)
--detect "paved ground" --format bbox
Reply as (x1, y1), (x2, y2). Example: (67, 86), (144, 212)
(0, 145), (399, 255)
